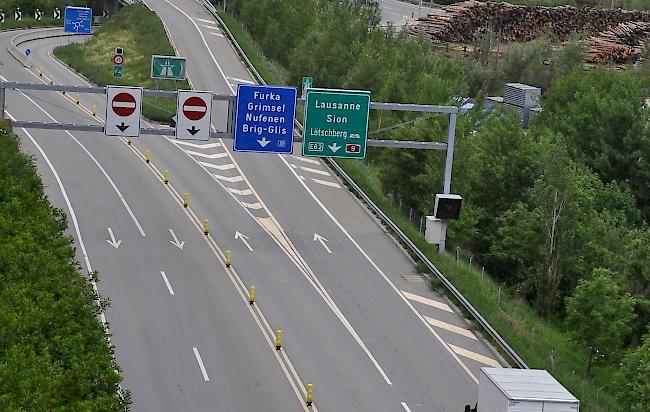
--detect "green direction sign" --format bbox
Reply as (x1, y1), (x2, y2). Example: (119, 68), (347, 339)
(151, 55), (186, 80)
(113, 65), (122, 78)
(303, 88), (370, 159)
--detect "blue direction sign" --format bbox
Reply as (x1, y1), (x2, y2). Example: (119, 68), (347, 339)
(64, 6), (92, 34)
(234, 85), (297, 153)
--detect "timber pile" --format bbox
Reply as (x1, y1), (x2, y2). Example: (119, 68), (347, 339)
(409, 0), (650, 43)
(586, 21), (650, 63)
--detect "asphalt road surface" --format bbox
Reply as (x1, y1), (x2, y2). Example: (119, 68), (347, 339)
(0, 1), (502, 410)
(377, 0), (437, 25)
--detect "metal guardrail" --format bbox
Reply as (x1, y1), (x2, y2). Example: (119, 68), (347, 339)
(200, 0), (529, 369)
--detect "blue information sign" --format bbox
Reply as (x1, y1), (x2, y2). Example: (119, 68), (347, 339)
(64, 6), (92, 34)
(234, 85), (297, 154)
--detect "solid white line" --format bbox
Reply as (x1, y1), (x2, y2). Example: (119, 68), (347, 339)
(311, 178), (342, 189)
(228, 76), (255, 84)
(18, 91), (147, 237)
(192, 347), (210, 381)
(160, 271), (175, 295)
(291, 164), (331, 176)
(425, 316), (477, 340)
(449, 344), (500, 368)
(402, 290), (454, 313)
(401, 402), (413, 412)
(279, 155), (478, 384)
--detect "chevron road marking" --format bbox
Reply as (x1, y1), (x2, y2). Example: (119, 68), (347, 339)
(402, 290), (454, 313)
(241, 202), (264, 210)
(227, 187), (254, 196)
(185, 150), (229, 159)
(174, 141), (221, 149)
(292, 155), (320, 165)
(450, 344), (500, 368)
(199, 161), (236, 171)
(290, 164), (331, 177)
(424, 316), (477, 340)
(311, 178), (342, 189)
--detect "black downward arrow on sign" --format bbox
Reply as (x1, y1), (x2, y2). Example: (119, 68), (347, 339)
(187, 126), (200, 136)
(117, 123), (130, 132)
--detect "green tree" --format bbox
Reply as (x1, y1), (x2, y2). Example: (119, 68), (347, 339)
(617, 333), (650, 412)
(565, 268), (636, 375)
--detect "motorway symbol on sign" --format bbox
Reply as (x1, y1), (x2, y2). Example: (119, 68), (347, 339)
(64, 6), (92, 34)
(234, 84), (297, 154)
(14, 10), (21, 21)
(54, 8), (61, 20)
(151, 55), (186, 80)
(175, 90), (213, 141)
(302, 76), (313, 99)
(105, 86), (142, 137)
(113, 65), (122, 78)
(113, 55), (124, 65)
(25, 48), (30, 56)
(302, 88), (371, 159)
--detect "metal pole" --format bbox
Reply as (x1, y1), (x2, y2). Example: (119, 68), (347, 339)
(438, 112), (457, 254)
(0, 84), (5, 120)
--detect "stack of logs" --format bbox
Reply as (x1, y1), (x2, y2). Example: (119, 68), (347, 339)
(409, 0), (650, 63)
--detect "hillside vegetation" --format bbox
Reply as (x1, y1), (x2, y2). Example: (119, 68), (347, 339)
(0, 120), (127, 410)
(220, 0), (650, 409)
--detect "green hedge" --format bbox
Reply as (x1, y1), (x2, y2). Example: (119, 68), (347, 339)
(0, 120), (127, 411)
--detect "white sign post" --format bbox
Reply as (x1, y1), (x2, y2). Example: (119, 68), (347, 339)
(175, 90), (213, 141)
(105, 86), (143, 137)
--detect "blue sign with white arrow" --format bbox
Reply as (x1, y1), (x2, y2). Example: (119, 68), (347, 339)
(234, 84), (297, 154)
(64, 6), (92, 34)
(24, 48), (30, 56)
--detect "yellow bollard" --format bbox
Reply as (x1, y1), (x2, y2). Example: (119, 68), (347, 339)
(37, 67), (43, 77)
(163, 170), (169, 184)
(275, 330), (283, 351)
(306, 383), (313, 407)
(183, 192), (188, 208)
(127, 137), (132, 145)
(92, 104), (96, 116)
(225, 250), (232, 269)
(249, 286), (255, 305)
(75, 93), (80, 105)
(145, 150), (151, 163)
(49, 76), (54, 85)
(203, 219), (209, 236)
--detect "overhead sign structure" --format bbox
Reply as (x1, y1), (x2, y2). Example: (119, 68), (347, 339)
(151, 55), (186, 80)
(64, 6), (92, 34)
(105, 86), (143, 137)
(175, 90), (213, 141)
(234, 84), (297, 154)
(302, 88), (371, 159)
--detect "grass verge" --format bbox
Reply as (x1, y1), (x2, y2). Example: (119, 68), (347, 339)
(54, 5), (188, 122)
(219, 8), (619, 411)
(0, 120), (127, 410)
(0, 17), (61, 31)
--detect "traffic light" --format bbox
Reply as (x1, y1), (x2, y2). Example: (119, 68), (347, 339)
(434, 194), (462, 220)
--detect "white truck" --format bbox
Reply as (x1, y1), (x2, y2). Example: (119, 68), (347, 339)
(467, 367), (580, 412)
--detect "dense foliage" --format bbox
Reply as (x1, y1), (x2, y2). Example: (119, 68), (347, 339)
(0, 121), (126, 410)
(223, 0), (650, 409)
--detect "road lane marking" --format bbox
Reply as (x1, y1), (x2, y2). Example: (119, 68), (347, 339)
(424, 316), (477, 340)
(174, 140), (221, 149)
(201, 24), (217, 30)
(292, 155), (320, 165)
(402, 290), (454, 313)
(185, 150), (229, 159)
(17, 91), (146, 237)
(160, 271), (175, 295)
(208, 31), (225, 37)
(311, 178), (342, 189)
(241, 201), (263, 210)
(198, 161), (235, 171)
(192, 347), (210, 381)
(228, 76), (256, 84)
(401, 402), (413, 412)
(449, 344), (500, 368)
(194, 17), (215, 24)
(212, 173), (244, 183)
(290, 164), (331, 176)
(279, 155), (478, 384)
(227, 187), (253, 196)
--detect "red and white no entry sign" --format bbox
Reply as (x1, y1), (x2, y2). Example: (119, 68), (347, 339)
(183, 96), (208, 121)
(113, 55), (124, 65)
(112, 92), (137, 117)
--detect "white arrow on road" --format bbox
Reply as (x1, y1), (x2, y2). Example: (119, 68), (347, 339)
(257, 137), (271, 147)
(106, 228), (122, 249)
(313, 233), (332, 254)
(234, 231), (253, 251)
(328, 143), (341, 153)
(169, 229), (185, 250)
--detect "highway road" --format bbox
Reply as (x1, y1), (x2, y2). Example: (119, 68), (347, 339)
(1, 1), (501, 411)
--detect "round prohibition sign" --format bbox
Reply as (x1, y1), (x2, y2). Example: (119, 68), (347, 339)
(112, 92), (137, 117)
(113, 55), (124, 65)
(183, 96), (208, 121)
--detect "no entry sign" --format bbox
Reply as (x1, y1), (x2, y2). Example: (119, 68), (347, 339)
(105, 86), (143, 137)
(176, 90), (213, 141)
